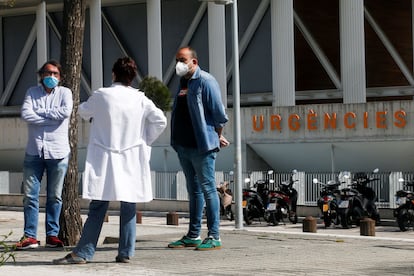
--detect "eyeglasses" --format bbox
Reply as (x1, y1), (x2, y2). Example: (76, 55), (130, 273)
(43, 70), (60, 76)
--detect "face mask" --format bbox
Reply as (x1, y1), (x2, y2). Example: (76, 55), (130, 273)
(43, 76), (59, 89)
(175, 61), (190, 77)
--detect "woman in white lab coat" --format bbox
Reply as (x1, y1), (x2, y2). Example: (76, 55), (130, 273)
(53, 57), (167, 265)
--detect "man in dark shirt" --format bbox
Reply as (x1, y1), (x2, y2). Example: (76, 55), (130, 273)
(168, 46), (229, 251)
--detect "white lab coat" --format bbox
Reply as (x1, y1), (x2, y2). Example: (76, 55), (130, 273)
(78, 83), (167, 203)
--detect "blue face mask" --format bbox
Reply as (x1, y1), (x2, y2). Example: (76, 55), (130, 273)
(43, 76), (59, 89)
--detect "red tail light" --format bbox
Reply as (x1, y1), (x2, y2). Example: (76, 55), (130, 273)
(269, 192), (277, 197)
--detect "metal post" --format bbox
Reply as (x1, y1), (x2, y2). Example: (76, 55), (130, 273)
(331, 143), (335, 179)
(231, 0), (243, 230)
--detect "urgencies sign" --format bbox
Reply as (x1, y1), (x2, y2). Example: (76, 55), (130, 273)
(252, 109), (407, 132)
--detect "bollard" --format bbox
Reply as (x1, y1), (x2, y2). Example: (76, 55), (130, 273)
(302, 216), (317, 233)
(136, 211), (142, 224)
(360, 217), (375, 236)
(166, 211), (179, 226)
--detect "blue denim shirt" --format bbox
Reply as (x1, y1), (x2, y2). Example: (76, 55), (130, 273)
(171, 67), (228, 153)
(21, 85), (73, 159)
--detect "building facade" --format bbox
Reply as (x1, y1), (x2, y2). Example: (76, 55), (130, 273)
(0, 0), (413, 182)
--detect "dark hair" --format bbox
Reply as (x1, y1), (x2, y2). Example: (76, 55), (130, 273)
(112, 57), (138, 86)
(37, 59), (62, 76)
(179, 46), (198, 60)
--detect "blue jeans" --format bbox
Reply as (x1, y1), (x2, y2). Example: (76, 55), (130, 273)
(176, 145), (220, 239)
(22, 154), (69, 238)
(74, 200), (137, 261)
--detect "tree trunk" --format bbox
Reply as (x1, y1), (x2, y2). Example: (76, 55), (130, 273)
(58, 0), (86, 246)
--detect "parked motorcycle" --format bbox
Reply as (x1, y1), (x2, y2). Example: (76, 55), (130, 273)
(394, 178), (414, 231)
(337, 183), (362, 229)
(217, 181), (234, 221)
(242, 171), (273, 225)
(353, 169), (381, 223)
(339, 168), (381, 228)
(266, 169), (299, 225)
(242, 170), (299, 226)
(313, 171), (349, 228)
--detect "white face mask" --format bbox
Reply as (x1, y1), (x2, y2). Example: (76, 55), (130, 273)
(175, 61), (190, 77)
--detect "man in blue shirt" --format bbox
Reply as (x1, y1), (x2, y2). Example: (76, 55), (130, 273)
(16, 60), (73, 250)
(168, 46), (229, 251)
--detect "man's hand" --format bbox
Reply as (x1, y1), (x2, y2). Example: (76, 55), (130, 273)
(219, 135), (230, 148)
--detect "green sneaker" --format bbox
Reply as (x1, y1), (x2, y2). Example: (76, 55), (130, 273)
(168, 236), (202, 248)
(195, 237), (222, 251)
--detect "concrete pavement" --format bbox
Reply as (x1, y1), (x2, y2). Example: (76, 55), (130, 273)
(1, 209), (414, 275)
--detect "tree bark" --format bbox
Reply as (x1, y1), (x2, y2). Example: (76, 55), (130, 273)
(58, 0), (86, 246)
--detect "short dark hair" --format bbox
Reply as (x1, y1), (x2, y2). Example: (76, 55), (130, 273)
(179, 46), (198, 60)
(37, 60), (62, 76)
(112, 57), (138, 86)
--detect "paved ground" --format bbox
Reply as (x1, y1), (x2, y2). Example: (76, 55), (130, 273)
(1, 209), (414, 275)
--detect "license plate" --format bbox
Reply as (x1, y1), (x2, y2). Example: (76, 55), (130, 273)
(242, 200), (247, 208)
(338, 200), (349, 208)
(323, 204), (329, 212)
(267, 203), (276, 211)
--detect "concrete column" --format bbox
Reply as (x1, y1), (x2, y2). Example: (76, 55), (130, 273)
(0, 17), (3, 92)
(340, 0), (366, 103)
(147, 0), (163, 80)
(36, 1), (47, 67)
(389, 171), (403, 209)
(208, 3), (227, 107)
(90, 0), (103, 91)
(296, 171), (306, 206)
(0, 171), (9, 194)
(271, 0), (295, 107)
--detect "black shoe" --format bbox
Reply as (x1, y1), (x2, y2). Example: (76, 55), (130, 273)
(115, 256), (130, 263)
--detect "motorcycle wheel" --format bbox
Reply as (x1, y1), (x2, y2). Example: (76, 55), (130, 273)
(269, 212), (279, 226)
(243, 207), (252, 225)
(225, 207), (234, 221)
(372, 212), (381, 225)
(202, 206), (206, 219)
(341, 208), (352, 229)
(289, 211), (298, 224)
(397, 208), (411, 232)
(369, 208), (381, 225)
(323, 213), (331, 228)
(353, 206), (363, 226)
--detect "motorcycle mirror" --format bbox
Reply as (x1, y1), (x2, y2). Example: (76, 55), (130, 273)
(312, 178), (318, 184)
(373, 168), (379, 174)
(267, 170), (274, 175)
